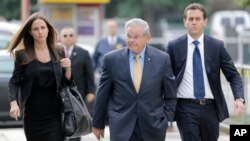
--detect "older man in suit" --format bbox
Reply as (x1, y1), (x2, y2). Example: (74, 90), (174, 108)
(92, 18), (177, 141)
(92, 19), (126, 74)
(60, 27), (96, 141)
(166, 3), (245, 141)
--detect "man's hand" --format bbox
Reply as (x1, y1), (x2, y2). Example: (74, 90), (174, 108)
(234, 98), (245, 116)
(92, 127), (104, 140)
(86, 93), (95, 103)
(9, 101), (20, 120)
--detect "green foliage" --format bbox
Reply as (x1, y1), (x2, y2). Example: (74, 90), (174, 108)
(112, 0), (210, 37)
(116, 0), (143, 18)
(0, 0), (20, 21)
(235, 0), (250, 7)
(115, 0), (209, 18)
(0, 0), (37, 21)
(143, 0), (173, 6)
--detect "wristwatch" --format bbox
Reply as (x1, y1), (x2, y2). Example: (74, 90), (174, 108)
(237, 98), (245, 104)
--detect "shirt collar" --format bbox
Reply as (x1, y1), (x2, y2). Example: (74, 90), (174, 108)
(108, 36), (118, 42)
(129, 46), (146, 61)
(64, 46), (74, 51)
(187, 33), (204, 46)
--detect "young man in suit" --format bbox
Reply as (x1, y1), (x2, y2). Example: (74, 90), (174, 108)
(92, 19), (126, 74)
(166, 3), (245, 141)
(92, 18), (177, 141)
(60, 27), (96, 141)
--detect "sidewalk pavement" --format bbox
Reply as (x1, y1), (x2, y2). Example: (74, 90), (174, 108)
(81, 123), (229, 141)
(0, 124), (229, 141)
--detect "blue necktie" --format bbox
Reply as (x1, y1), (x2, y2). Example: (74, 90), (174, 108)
(193, 40), (205, 100)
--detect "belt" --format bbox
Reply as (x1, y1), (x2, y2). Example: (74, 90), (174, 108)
(178, 98), (214, 105)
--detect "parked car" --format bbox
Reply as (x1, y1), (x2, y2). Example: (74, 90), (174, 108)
(0, 22), (19, 50)
(210, 10), (250, 41)
(0, 50), (22, 127)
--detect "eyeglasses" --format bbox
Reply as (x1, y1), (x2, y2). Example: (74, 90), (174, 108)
(126, 34), (145, 40)
(63, 34), (73, 38)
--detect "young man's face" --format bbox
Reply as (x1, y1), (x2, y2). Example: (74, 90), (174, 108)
(184, 9), (207, 39)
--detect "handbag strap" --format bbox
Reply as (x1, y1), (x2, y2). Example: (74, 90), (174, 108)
(61, 72), (76, 88)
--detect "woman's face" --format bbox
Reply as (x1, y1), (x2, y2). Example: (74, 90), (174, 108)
(30, 19), (49, 44)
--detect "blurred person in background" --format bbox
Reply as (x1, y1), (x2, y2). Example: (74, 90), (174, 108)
(8, 12), (72, 141)
(92, 18), (177, 141)
(60, 27), (96, 141)
(166, 3), (245, 141)
(92, 19), (126, 76)
(92, 19), (126, 126)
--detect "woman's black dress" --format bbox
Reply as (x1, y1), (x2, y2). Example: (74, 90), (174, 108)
(24, 60), (65, 141)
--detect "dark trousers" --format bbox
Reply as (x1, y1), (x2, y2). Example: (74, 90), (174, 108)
(175, 99), (219, 141)
(68, 137), (80, 141)
(129, 120), (144, 141)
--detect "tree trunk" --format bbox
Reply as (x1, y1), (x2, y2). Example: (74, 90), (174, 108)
(143, 5), (163, 37)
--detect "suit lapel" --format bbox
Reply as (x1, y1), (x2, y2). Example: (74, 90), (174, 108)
(178, 35), (188, 65)
(105, 38), (112, 51)
(175, 35), (188, 86)
(49, 49), (62, 90)
(204, 35), (212, 74)
(119, 48), (137, 96)
(70, 46), (77, 61)
(139, 46), (152, 93)
(119, 47), (155, 95)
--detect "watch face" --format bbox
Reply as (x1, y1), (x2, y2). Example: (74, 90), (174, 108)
(238, 98), (245, 103)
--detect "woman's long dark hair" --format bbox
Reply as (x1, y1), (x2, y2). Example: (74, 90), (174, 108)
(8, 12), (60, 64)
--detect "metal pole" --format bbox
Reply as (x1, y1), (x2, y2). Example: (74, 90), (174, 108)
(21, 0), (30, 24)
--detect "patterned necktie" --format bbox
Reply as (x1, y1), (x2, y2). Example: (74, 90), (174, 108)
(133, 55), (142, 93)
(193, 40), (205, 100)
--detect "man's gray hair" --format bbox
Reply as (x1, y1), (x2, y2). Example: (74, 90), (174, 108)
(125, 18), (150, 35)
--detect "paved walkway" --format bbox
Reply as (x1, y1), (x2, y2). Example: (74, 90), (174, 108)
(0, 124), (229, 141)
(81, 124), (229, 141)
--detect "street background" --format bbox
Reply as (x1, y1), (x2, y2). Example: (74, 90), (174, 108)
(1, 0), (250, 141)
(0, 125), (229, 141)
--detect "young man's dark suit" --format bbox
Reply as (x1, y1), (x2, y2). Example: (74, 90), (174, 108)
(93, 46), (177, 141)
(167, 34), (244, 140)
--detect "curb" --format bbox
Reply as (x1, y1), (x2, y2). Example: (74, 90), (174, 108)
(220, 122), (230, 134)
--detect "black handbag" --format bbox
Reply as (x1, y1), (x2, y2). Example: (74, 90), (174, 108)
(59, 79), (92, 138)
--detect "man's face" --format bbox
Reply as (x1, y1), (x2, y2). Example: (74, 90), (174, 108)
(184, 9), (207, 39)
(125, 26), (150, 54)
(107, 21), (118, 36)
(60, 28), (76, 48)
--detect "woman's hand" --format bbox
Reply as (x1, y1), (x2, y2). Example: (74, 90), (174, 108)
(9, 101), (20, 120)
(60, 58), (71, 79)
(60, 58), (71, 69)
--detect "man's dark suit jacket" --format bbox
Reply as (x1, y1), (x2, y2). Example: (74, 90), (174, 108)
(167, 34), (244, 122)
(93, 46), (177, 141)
(70, 46), (95, 98)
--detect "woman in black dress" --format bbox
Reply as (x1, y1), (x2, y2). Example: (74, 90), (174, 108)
(8, 12), (71, 141)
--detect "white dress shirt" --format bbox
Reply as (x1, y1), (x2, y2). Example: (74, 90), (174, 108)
(177, 34), (214, 99)
(107, 36), (118, 46)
